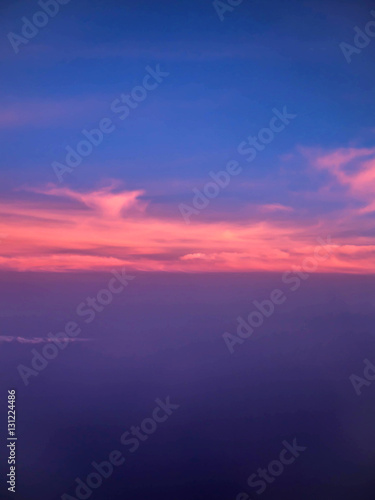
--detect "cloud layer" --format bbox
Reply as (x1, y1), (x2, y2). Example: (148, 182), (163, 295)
(0, 144), (374, 274)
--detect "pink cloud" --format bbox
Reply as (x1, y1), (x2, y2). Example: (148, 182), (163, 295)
(27, 182), (147, 217)
(308, 146), (375, 214)
(258, 204), (294, 213)
(0, 173), (373, 273)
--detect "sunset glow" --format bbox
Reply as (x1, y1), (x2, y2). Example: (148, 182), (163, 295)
(1, 145), (375, 273)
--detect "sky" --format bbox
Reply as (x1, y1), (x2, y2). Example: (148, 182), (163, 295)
(2, 4), (375, 499)
(1, 0), (375, 273)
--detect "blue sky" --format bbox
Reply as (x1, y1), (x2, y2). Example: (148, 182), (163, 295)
(1, 0), (374, 188)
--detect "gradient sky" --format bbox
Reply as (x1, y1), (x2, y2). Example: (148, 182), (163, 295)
(1, 0), (375, 273)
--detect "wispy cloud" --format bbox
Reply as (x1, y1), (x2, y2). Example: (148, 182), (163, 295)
(0, 336), (93, 344)
(0, 97), (108, 129)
